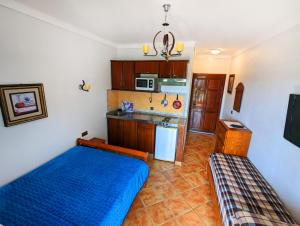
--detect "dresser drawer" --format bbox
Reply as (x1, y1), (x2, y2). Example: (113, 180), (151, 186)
(215, 121), (226, 142)
(214, 137), (224, 153)
(215, 120), (252, 157)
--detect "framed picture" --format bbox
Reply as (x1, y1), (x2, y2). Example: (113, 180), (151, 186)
(0, 84), (47, 127)
(233, 82), (244, 112)
(227, 74), (235, 94)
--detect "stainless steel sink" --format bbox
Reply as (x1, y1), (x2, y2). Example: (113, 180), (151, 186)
(112, 111), (127, 116)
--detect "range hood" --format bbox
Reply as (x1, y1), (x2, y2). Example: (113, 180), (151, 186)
(158, 78), (187, 86)
(158, 78), (187, 94)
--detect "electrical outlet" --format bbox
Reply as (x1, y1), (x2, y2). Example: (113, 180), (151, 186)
(81, 131), (88, 137)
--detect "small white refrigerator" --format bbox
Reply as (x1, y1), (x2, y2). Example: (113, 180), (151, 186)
(154, 126), (178, 162)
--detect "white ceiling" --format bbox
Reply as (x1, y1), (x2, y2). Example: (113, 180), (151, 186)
(10, 0), (300, 55)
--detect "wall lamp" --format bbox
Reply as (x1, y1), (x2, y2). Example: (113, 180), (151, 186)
(79, 80), (91, 92)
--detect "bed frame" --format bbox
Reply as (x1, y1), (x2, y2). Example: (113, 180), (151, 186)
(207, 164), (223, 226)
(77, 138), (148, 162)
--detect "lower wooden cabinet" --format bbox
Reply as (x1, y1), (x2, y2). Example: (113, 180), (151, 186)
(137, 122), (155, 153)
(215, 120), (252, 157)
(122, 120), (138, 149)
(107, 118), (123, 147)
(107, 118), (155, 153)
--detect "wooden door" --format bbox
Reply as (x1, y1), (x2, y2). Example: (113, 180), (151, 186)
(107, 118), (123, 146)
(122, 120), (137, 149)
(137, 122), (155, 153)
(188, 75), (207, 131)
(188, 74), (226, 133)
(111, 61), (123, 90)
(172, 61), (187, 78)
(122, 61), (135, 91)
(135, 61), (159, 74)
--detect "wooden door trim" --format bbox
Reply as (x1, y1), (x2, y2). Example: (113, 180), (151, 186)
(188, 73), (226, 133)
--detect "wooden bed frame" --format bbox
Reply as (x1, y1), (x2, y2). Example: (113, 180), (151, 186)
(77, 138), (148, 162)
(207, 164), (223, 226)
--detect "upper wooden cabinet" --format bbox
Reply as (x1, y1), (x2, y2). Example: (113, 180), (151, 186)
(111, 60), (188, 90)
(135, 61), (160, 74)
(159, 61), (188, 78)
(111, 61), (123, 90)
(111, 61), (135, 90)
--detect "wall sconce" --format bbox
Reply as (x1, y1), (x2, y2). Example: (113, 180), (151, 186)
(79, 80), (91, 92)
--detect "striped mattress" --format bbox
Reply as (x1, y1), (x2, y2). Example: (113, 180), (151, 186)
(209, 153), (298, 226)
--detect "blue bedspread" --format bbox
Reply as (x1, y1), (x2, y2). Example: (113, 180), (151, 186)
(0, 146), (149, 226)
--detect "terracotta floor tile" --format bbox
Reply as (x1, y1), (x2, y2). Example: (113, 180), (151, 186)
(172, 178), (193, 194)
(194, 201), (215, 218)
(130, 196), (144, 210)
(161, 219), (179, 226)
(139, 186), (164, 207)
(176, 211), (206, 226)
(182, 189), (206, 209)
(194, 184), (211, 198)
(123, 207), (152, 226)
(202, 215), (218, 226)
(184, 172), (208, 188)
(178, 165), (195, 177)
(157, 182), (179, 198)
(145, 173), (168, 188)
(124, 133), (218, 226)
(163, 168), (183, 182)
(164, 195), (192, 216)
(151, 160), (175, 172)
(183, 153), (198, 163)
(147, 201), (174, 225)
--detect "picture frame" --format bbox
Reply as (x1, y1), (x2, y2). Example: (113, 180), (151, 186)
(233, 82), (244, 112)
(227, 74), (235, 94)
(0, 83), (48, 127)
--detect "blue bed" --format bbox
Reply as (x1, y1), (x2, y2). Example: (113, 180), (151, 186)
(0, 145), (149, 226)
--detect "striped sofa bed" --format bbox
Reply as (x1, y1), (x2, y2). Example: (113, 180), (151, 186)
(209, 153), (298, 226)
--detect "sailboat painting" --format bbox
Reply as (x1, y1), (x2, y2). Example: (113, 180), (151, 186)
(10, 92), (38, 116)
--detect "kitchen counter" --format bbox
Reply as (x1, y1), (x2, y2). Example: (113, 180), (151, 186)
(106, 110), (187, 165)
(106, 111), (187, 127)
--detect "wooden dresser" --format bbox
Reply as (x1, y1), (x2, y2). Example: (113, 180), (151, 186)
(215, 120), (252, 157)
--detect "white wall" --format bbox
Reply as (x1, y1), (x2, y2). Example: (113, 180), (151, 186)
(193, 54), (231, 74)
(222, 24), (300, 222)
(193, 53), (232, 116)
(0, 6), (116, 185)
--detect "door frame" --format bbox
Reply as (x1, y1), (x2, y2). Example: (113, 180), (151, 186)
(188, 73), (226, 133)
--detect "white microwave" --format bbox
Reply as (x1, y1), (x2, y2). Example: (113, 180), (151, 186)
(135, 77), (157, 91)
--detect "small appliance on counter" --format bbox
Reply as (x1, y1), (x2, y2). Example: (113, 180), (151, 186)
(135, 74), (158, 91)
(122, 101), (134, 112)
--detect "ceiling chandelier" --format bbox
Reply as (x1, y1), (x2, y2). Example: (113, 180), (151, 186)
(143, 4), (184, 61)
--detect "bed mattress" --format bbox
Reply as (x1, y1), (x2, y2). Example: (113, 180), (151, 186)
(0, 146), (149, 226)
(209, 153), (298, 226)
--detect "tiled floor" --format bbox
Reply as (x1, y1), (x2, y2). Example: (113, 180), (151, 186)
(123, 132), (220, 226)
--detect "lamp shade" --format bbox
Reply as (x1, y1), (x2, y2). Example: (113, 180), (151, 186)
(143, 44), (150, 54)
(176, 42), (184, 52)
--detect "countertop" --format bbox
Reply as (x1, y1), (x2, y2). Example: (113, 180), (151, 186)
(106, 111), (187, 127)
